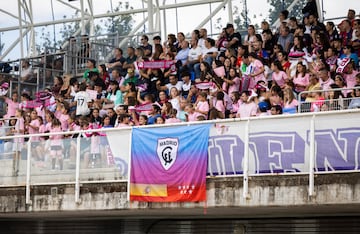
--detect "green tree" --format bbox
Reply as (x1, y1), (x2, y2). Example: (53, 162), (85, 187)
(267, 0), (306, 24)
(103, 2), (135, 36)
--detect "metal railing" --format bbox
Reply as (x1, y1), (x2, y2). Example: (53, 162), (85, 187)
(0, 109), (359, 205)
(298, 87), (360, 113)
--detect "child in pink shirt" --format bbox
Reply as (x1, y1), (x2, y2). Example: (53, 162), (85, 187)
(58, 103), (70, 131)
(271, 60), (288, 89)
(49, 118), (63, 170)
(184, 104), (200, 122)
(195, 92), (210, 119)
(165, 109), (182, 124)
(27, 110), (40, 143)
(2, 92), (19, 119)
(213, 91), (226, 116)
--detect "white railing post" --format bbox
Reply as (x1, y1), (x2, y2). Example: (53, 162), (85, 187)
(309, 115), (316, 197)
(75, 136), (81, 204)
(25, 138), (32, 205)
(243, 119), (250, 199)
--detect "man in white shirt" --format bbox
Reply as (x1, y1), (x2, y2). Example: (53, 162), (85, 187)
(187, 38), (202, 76)
(194, 38), (218, 79)
(156, 74), (183, 94)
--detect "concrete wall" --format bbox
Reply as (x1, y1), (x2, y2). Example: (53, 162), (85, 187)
(1, 173), (360, 218)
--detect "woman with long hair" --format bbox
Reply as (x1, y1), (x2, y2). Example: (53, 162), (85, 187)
(293, 62), (310, 95)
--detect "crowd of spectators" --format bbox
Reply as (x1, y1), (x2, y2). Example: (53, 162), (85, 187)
(0, 0), (360, 169)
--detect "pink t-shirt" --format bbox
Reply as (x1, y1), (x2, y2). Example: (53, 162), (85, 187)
(187, 112), (200, 122)
(14, 117), (25, 144)
(215, 100), (226, 114)
(272, 71), (288, 88)
(293, 73), (310, 92)
(59, 114), (69, 131)
(5, 98), (19, 118)
(45, 122), (52, 132)
(320, 77), (335, 91)
(49, 126), (62, 146)
(231, 99), (242, 114)
(28, 119), (40, 141)
(165, 118), (182, 124)
(344, 71), (359, 88)
(237, 102), (257, 118)
(284, 99), (299, 109)
(196, 101), (209, 119)
(228, 77), (241, 95)
(249, 59), (266, 89)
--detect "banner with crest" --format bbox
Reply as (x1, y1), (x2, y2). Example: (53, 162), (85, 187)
(129, 124), (210, 202)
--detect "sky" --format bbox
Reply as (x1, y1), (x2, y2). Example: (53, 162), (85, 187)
(0, 0), (359, 61)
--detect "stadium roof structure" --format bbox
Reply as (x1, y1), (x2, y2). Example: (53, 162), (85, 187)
(0, 0), (350, 61)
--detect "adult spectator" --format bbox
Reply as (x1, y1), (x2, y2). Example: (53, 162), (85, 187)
(347, 9), (356, 26)
(176, 32), (186, 52)
(186, 38), (202, 74)
(175, 40), (190, 74)
(318, 68), (334, 95)
(200, 38), (218, 65)
(83, 59), (99, 83)
(225, 23), (242, 54)
(106, 48), (126, 76)
(156, 74), (183, 93)
(338, 19), (353, 47)
(277, 26), (294, 53)
(308, 13), (326, 33)
(20, 60), (34, 82)
(262, 29), (275, 56)
(198, 28), (208, 51)
(243, 25), (257, 47)
(140, 35), (152, 58)
(236, 91), (257, 118)
(122, 47), (137, 70)
(340, 45), (359, 69)
(153, 35), (161, 45)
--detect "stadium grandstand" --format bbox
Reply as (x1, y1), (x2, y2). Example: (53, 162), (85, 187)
(0, 0), (360, 233)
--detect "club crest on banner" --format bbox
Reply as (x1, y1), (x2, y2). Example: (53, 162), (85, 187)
(157, 138), (179, 170)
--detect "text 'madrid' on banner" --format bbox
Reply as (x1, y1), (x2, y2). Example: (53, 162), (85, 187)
(130, 124), (211, 202)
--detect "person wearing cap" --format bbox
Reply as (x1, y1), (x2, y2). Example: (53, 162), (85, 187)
(225, 23), (242, 54)
(153, 35), (161, 45)
(83, 58), (99, 82)
(339, 19), (353, 47)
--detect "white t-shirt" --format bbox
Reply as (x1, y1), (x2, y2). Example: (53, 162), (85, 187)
(166, 81), (184, 93)
(188, 46), (202, 62)
(201, 47), (218, 58)
(74, 91), (91, 116)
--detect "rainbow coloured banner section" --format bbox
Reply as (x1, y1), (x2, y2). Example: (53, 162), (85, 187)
(130, 124), (210, 202)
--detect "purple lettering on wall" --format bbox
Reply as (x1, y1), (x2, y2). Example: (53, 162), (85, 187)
(250, 132), (305, 173)
(311, 128), (360, 171)
(207, 135), (244, 176)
